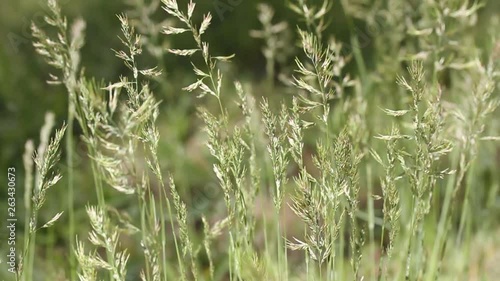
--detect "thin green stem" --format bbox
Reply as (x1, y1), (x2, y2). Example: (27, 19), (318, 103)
(403, 197), (417, 281)
(337, 218), (345, 280)
(456, 160), (476, 245)
(276, 210), (283, 281)
(23, 208), (38, 281)
(22, 153), (33, 281)
(424, 150), (460, 281)
(164, 186), (185, 280)
(159, 187), (169, 281)
(138, 191), (152, 281)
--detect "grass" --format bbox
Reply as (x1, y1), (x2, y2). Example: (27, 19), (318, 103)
(4, 0), (500, 280)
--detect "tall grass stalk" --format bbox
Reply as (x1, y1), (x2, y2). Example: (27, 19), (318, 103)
(31, 1), (87, 277)
(21, 115), (66, 281)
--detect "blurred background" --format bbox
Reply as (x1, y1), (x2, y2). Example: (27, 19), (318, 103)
(2, 0), (500, 279)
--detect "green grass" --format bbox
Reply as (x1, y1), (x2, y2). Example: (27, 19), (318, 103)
(4, 0), (500, 280)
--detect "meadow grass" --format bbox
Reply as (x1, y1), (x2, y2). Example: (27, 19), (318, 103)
(10, 0), (500, 280)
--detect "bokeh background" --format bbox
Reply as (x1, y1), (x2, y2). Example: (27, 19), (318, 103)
(2, 0), (500, 279)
